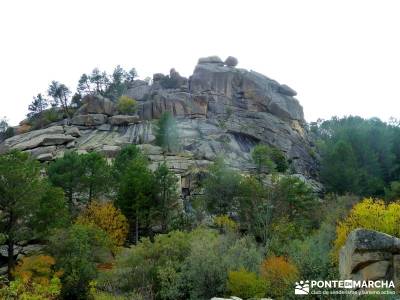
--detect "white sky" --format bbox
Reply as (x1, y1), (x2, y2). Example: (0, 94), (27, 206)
(0, 0), (399, 126)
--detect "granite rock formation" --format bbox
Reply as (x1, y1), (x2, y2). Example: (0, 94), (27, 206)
(339, 229), (400, 289)
(0, 56), (320, 194)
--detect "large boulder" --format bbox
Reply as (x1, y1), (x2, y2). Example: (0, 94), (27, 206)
(71, 114), (108, 126)
(224, 56), (238, 67)
(2, 126), (65, 148)
(10, 134), (75, 151)
(190, 62), (304, 121)
(109, 115), (140, 126)
(198, 56), (224, 65)
(339, 229), (400, 286)
(125, 80), (151, 101)
(76, 95), (116, 116)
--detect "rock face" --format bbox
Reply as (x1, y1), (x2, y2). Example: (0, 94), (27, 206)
(339, 229), (400, 287)
(76, 95), (116, 116)
(0, 56), (319, 190)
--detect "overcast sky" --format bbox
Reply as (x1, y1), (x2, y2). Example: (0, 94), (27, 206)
(1, 0), (399, 125)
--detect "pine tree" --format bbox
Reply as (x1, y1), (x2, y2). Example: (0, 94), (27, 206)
(155, 112), (180, 153)
(28, 93), (48, 118)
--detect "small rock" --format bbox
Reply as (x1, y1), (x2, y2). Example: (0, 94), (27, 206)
(101, 145), (121, 157)
(224, 56), (238, 67)
(66, 140), (75, 149)
(65, 126), (81, 137)
(36, 153), (53, 161)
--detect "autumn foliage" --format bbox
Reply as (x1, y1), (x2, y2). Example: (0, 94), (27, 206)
(77, 201), (129, 248)
(333, 198), (400, 262)
(260, 256), (299, 298)
(4, 255), (62, 299)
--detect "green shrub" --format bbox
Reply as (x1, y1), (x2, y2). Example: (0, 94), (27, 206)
(385, 180), (400, 201)
(270, 147), (289, 173)
(117, 96), (137, 115)
(48, 224), (112, 299)
(97, 229), (263, 299)
(227, 268), (266, 299)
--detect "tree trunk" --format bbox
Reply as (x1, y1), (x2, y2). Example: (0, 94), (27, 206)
(135, 213), (139, 244)
(7, 238), (14, 281)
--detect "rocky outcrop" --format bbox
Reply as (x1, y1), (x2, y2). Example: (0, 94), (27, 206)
(0, 55), (318, 183)
(71, 114), (108, 126)
(339, 229), (400, 287)
(109, 115), (140, 126)
(1, 126), (75, 151)
(76, 95), (116, 116)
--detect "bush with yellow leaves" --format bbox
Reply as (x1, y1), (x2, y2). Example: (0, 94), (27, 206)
(77, 201), (129, 249)
(213, 215), (238, 232)
(260, 256), (299, 298)
(117, 96), (137, 115)
(332, 198), (400, 262)
(0, 255), (62, 299)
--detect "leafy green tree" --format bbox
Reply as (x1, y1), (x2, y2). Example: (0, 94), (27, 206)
(89, 68), (109, 95)
(106, 65), (128, 100)
(251, 144), (276, 178)
(269, 176), (318, 229)
(112, 144), (141, 180)
(154, 162), (179, 232)
(203, 158), (241, 216)
(48, 151), (84, 210)
(0, 151), (68, 280)
(77, 73), (93, 96)
(320, 140), (359, 194)
(28, 93), (48, 118)
(48, 151), (111, 207)
(155, 112), (179, 153)
(48, 224), (111, 300)
(126, 68), (138, 82)
(115, 154), (156, 243)
(238, 176), (272, 244)
(385, 180), (400, 201)
(47, 80), (72, 117)
(0, 117), (12, 141)
(0, 117), (8, 133)
(315, 116), (400, 196)
(270, 147), (289, 173)
(80, 152), (111, 202)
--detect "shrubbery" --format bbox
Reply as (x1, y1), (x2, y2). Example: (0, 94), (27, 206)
(260, 256), (299, 298)
(227, 268), (266, 299)
(76, 201), (129, 249)
(117, 96), (137, 115)
(332, 198), (400, 262)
